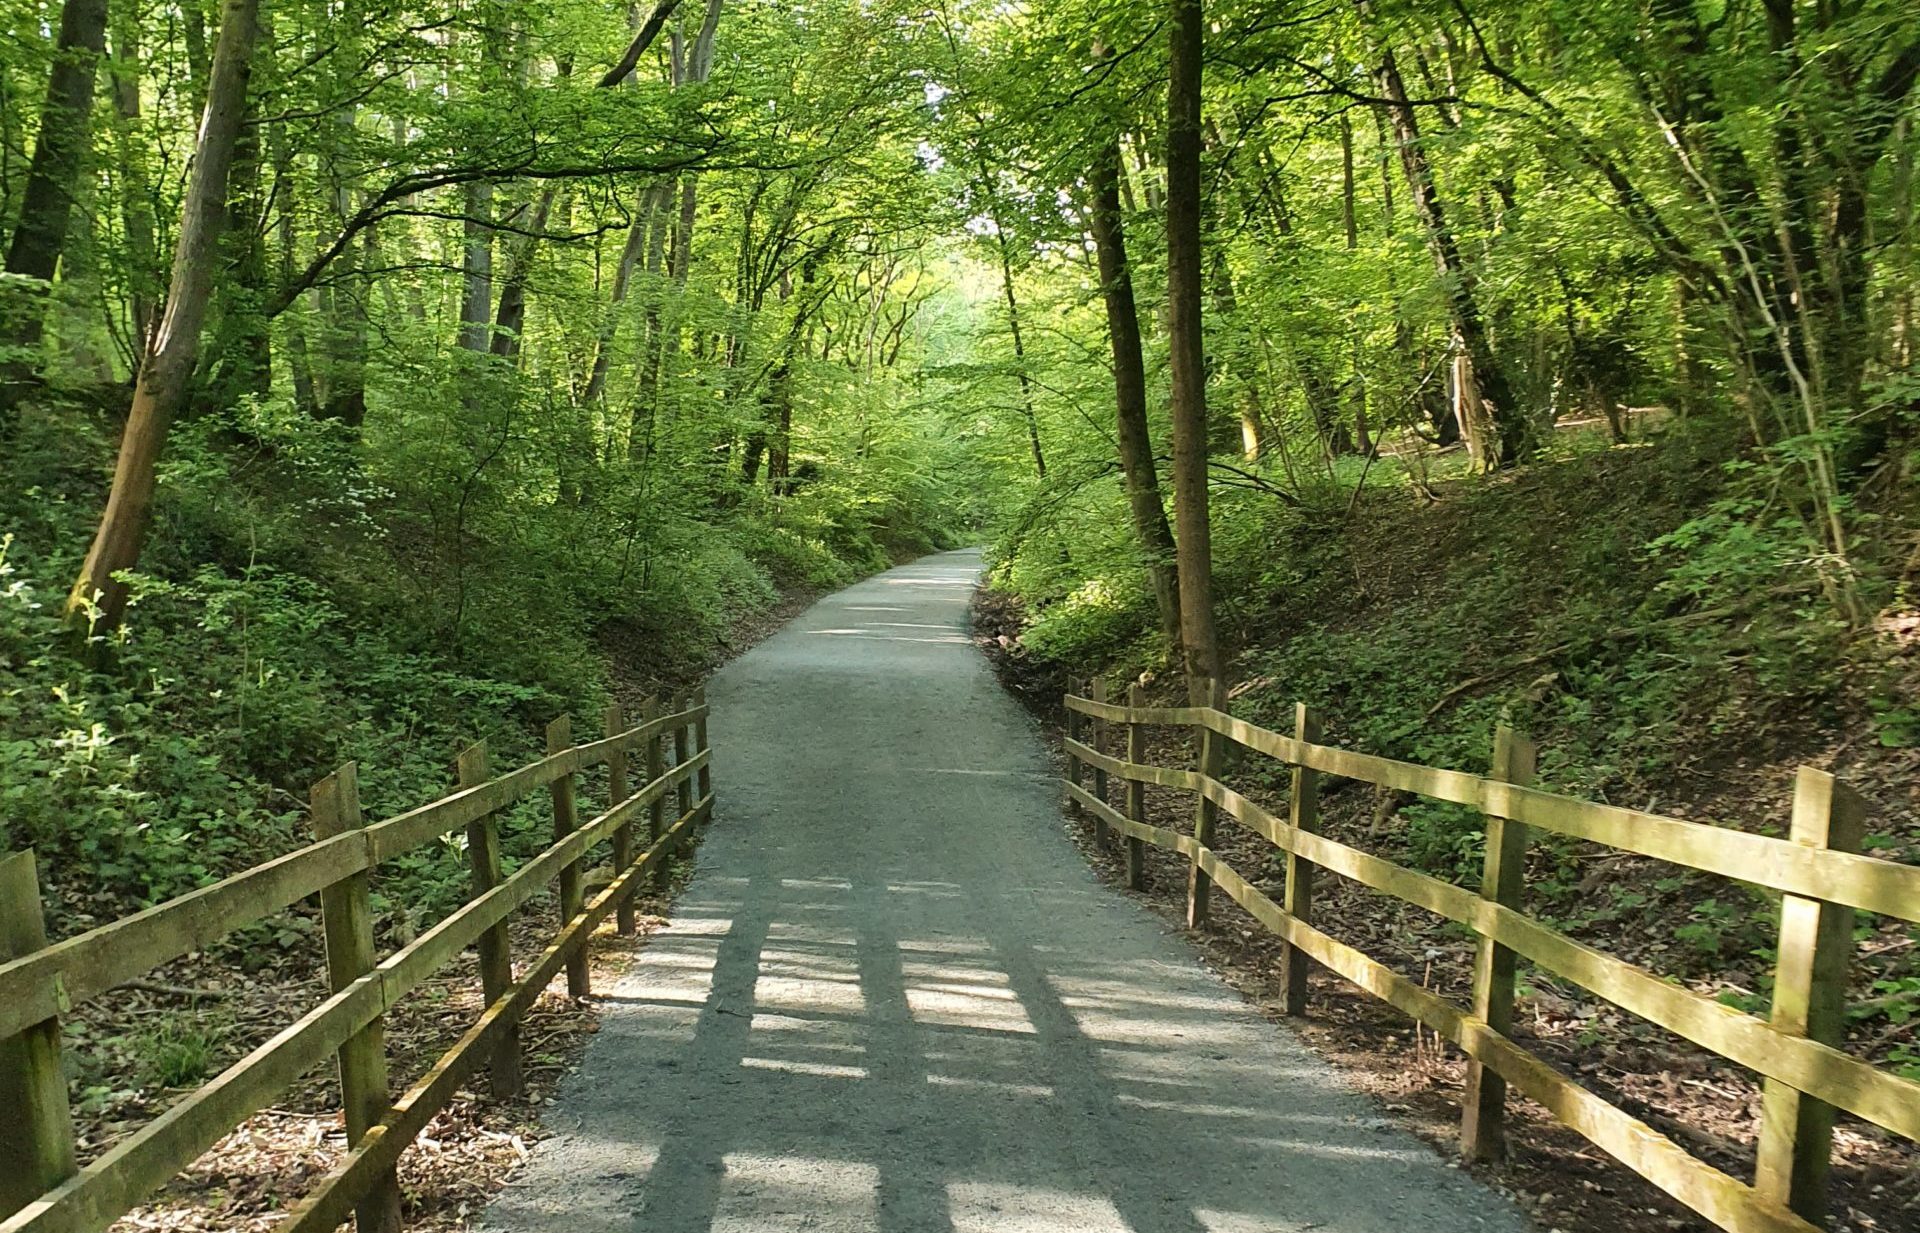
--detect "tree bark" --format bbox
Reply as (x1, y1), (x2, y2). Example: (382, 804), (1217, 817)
(458, 179), (494, 358)
(1359, 3), (1528, 468)
(993, 229), (1046, 478)
(490, 185), (560, 361)
(4, 0), (110, 356)
(65, 0), (261, 637)
(209, 93), (270, 403)
(630, 0), (723, 456)
(1089, 136), (1182, 653)
(106, 0), (158, 362)
(316, 102), (368, 426)
(582, 179), (663, 408)
(1167, 0), (1219, 696)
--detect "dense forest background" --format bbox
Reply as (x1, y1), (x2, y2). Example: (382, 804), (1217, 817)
(1, 0), (1918, 1210)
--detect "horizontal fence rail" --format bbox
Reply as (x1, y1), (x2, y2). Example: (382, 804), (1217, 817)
(0, 691), (717, 1233)
(1060, 681), (1920, 1233)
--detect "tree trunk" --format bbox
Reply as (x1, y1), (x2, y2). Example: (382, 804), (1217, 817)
(631, 0), (723, 456)
(1339, 111), (1359, 250)
(456, 24), (497, 368)
(1360, 3), (1529, 468)
(1167, 0), (1219, 696)
(628, 178), (677, 459)
(65, 0), (261, 637)
(490, 185), (560, 361)
(458, 180), (494, 358)
(1089, 135), (1182, 654)
(582, 179), (664, 408)
(993, 231), (1046, 478)
(767, 361), (792, 493)
(208, 101), (270, 403)
(4, 0), (110, 358)
(106, 0), (158, 363)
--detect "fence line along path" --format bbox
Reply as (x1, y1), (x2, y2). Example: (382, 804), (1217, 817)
(0, 693), (715, 1233)
(1063, 678), (1920, 1233)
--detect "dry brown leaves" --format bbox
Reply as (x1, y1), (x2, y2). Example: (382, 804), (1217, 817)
(86, 860), (702, 1233)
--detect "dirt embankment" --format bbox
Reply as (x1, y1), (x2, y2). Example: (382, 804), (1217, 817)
(975, 453), (1920, 1233)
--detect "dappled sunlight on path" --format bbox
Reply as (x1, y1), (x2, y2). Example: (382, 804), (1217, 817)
(480, 551), (1532, 1233)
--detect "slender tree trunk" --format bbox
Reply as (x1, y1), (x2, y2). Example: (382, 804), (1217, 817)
(993, 232), (1046, 477)
(182, 1), (210, 110)
(458, 180), (494, 358)
(767, 360), (792, 492)
(936, 8), (1045, 478)
(1206, 248), (1285, 462)
(1360, 2), (1528, 468)
(4, 0), (110, 360)
(65, 0), (261, 637)
(1340, 113), (1371, 454)
(1090, 135), (1182, 653)
(106, 1), (158, 362)
(1167, 0), (1219, 696)
(628, 178), (677, 458)
(1339, 112), (1359, 249)
(632, 0), (722, 456)
(456, 23), (498, 368)
(490, 185), (559, 361)
(582, 179), (663, 408)
(208, 98), (270, 403)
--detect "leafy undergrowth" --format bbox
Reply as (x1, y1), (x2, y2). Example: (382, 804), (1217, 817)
(978, 425), (1920, 1233)
(1, 392), (930, 1229)
(2, 396), (937, 931)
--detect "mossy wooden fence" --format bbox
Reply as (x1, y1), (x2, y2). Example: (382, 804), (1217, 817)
(1063, 679), (1920, 1233)
(0, 692), (714, 1233)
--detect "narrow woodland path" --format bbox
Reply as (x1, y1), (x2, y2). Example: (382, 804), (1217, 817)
(480, 550), (1534, 1233)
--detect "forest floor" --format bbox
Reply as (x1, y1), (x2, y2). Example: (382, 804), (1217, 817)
(970, 440), (1920, 1233)
(87, 576), (827, 1233)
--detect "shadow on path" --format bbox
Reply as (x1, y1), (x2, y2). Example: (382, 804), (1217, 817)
(480, 552), (1533, 1233)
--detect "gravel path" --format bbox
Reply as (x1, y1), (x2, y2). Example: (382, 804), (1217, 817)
(481, 549), (1534, 1233)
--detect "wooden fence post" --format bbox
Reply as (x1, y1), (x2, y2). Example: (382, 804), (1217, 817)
(1280, 703), (1323, 1015)
(312, 765), (403, 1233)
(693, 686), (712, 804)
(547, 715), (590, 998)
(604, 703), (637, 937)
(1460, 725), (1537, 1162)
(0, 851), (76, 1221)
(1090, 677), (1111, 848)
(1754, 767), (1867, 1224)
(644, 696), (668, 886)
(672, 695), (695, 839)
(1064, 677), (1085, 817)
(1185, 678), (1228, 930)
(1124, 684), (1148, 890)
(456, 740), (523, 1099)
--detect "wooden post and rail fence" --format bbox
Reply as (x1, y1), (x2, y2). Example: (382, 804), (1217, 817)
(0, 691), (714, 1233)
(1061, 677), (1920, 1233)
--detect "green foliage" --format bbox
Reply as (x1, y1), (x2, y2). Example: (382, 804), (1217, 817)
(1, 354), (953, 921)
(1019, 573), (1154, 664)
(137, 1014), (221, 1089)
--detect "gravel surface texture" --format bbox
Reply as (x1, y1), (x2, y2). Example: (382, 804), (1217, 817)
(480, 550), (1535, 1233)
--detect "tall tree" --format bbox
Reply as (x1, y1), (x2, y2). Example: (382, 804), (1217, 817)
(3, 0), (111, 364)
(1358, 1), (1529, 469)
(104, 0), (158, 362)
(1166, 0), (1219, 694)
(1089, 133), (1182, 653)
(65, 0), (263, 636)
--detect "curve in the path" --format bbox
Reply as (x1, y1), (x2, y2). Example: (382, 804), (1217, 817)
(481, 549), (1534, 1233)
